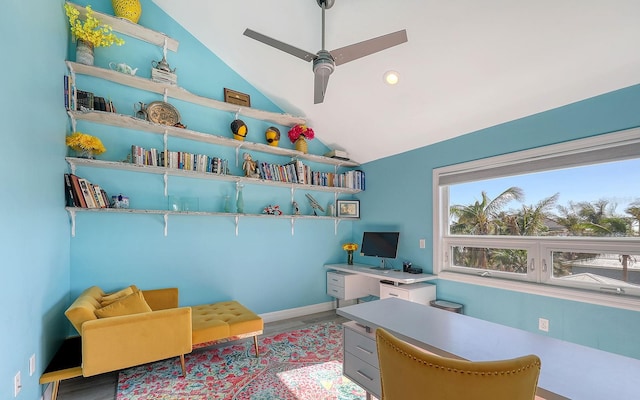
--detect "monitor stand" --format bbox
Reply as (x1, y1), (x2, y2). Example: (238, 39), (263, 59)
(369, 258), (388, 270)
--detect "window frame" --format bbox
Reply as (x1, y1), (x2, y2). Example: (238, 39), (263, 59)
(433, 127), (640, 311)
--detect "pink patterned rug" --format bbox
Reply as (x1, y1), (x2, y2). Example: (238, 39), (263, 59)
(116, 321), (367, 399)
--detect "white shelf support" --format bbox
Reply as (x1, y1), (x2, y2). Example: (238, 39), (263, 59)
(290, 187), (296, 203)
(163, 88), (168, 103)
(163, 172), (168, 197)
(67, 111), (78, 132)
(163, 213), (169, 236)
(334, 218), (340, 235)
(234, 144), (244, 167)
(291, 218), (295, 236)
(234, 215), (239, 236)
(69, 209), (76, 237)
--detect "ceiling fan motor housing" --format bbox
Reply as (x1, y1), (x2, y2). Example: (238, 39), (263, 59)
(313, 50), (335, 76)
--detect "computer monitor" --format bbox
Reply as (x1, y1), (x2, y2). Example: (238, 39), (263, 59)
(360, 231), (400, 259)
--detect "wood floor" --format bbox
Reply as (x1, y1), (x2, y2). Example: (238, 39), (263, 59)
(56, 310), (347, 400)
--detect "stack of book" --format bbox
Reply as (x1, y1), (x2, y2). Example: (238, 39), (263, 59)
(151, 68), (177, 85)
(130, 145), (229, 175)
(64, 173), (110, 209)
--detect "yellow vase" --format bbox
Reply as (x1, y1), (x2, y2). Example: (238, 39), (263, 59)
(295, 137), (308, 154)
(112, 0), (142, 23)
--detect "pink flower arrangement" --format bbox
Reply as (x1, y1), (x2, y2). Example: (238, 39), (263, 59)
(287, 124), (315, 143)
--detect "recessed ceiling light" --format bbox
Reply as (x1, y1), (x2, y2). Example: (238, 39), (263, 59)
(383, 70), (400, 85)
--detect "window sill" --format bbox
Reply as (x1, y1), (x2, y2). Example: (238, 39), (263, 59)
(436, 271), (640, 312)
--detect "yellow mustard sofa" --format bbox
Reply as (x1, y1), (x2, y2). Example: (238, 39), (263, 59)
(64, 285), (193, 377)
(41, 285), (263, 400)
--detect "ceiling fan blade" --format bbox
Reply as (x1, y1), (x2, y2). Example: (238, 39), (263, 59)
(243, 28), (317, 62)
(314, 68), (331, 104)
(330, 29), (408, 66)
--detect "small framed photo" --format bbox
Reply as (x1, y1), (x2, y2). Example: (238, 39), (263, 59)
(224, 88), (251, 107)
(337, 200), (360, 218)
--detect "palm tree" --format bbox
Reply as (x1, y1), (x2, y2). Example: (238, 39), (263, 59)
(450, 187), (524, 268)
(625, 200), (640, 237)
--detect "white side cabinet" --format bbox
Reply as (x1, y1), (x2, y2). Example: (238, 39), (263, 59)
(379, 282), (436, 305)
(327, 271), (371, 307)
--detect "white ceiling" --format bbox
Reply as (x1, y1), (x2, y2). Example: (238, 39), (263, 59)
(153, 0), (640, 164)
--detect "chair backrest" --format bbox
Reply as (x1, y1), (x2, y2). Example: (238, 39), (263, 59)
(375, 328), (541, 400)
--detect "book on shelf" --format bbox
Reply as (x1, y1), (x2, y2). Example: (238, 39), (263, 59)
(68, 174), (87, 208)
(64, 173), (77, 207)
(92, 185), (107, 208)
(323, 149), (350, 160)
(78, 178), (98, 208)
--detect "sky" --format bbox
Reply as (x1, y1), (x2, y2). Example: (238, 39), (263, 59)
(450, 158), (640, 217)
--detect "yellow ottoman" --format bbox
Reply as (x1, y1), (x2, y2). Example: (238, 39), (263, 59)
(191, 301), (263, 356)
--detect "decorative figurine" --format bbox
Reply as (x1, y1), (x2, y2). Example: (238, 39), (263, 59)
(265, 126), (281, 147)
(263, 205), (283, 215)
(305, 193), (325, 216)
(242, 153), (260, 178)
(231, 119), (248, 141)
(292, 201), (300, 215)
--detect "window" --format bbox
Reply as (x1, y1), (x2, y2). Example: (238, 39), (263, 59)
(433, 128), (640, 306)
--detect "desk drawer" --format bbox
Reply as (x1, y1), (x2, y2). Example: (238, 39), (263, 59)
(344, 352), (381, 397)
(327, 271), (346, 287)
(327, 283), (345, 299)
(344, 327), (378, 368)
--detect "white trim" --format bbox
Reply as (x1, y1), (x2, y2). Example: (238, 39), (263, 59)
(437, 271), (640, 312)
(259, 301), (335, 323)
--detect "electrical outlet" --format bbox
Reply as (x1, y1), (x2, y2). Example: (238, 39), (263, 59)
(30, 354), (36, 376)
(538, 318), (549, 332)
(14, 371), (21, 397)
(419, 239), (426, 248)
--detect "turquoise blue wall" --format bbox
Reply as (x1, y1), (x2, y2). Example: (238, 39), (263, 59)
(360, 84), (640, 359)
(4, 0), (639, 397)
(1, 1), (71, 399)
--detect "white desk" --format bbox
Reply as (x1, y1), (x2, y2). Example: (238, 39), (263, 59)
(325, 263), (437, 307)
(325, 263), (436, 285)
(337, 298), (640, 400)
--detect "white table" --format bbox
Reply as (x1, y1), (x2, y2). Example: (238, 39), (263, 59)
(337, 297), (640, 400)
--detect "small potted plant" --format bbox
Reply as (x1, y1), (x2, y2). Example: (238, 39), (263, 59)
(66, 132), (106, 159)
(64, 3), (125, 65)
(288, 124), (315, 154)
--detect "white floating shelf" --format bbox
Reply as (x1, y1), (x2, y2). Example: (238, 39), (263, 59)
(66, 2), (179, 52)
(69, 110), (361, 167)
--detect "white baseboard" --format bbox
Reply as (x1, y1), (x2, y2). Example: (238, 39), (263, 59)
(259, 301), (336, 323)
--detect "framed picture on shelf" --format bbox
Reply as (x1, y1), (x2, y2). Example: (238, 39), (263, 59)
(337, 200), (360, 218)
(224, 88), (251, 107)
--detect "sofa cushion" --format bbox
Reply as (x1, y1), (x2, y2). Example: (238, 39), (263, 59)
(95, 290), (152, 318)
(65, 286), (105, 335)
(100, 286), (135, 306)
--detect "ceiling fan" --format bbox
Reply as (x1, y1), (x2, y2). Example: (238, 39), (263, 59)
(243, 0), (408, 104)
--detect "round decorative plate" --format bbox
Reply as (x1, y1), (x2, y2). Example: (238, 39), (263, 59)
(146, 101), (181, 126)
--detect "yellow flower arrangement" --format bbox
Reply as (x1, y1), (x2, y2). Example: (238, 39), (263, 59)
(66, 132), (106, 155)
(64, 3), (125, 48)
(342, 243), (358, 252)
(342, 243), (358, 265)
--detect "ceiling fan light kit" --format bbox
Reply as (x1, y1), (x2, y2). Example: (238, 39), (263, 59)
(244, 0), (407, 104)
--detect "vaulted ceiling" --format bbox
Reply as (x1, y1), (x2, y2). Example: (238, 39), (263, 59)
(153, 0), (640, 164)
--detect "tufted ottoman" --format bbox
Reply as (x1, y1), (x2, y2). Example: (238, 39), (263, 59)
(191, 301), (264, 356)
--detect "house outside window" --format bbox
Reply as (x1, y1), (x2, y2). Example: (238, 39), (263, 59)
(433, 128), (640, 309)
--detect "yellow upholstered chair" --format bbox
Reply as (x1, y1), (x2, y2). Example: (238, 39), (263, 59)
(375, 328), (541, 400)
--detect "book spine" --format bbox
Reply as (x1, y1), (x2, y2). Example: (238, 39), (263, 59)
(69, 174), (87, 208)
(64, 173), (76, 207)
